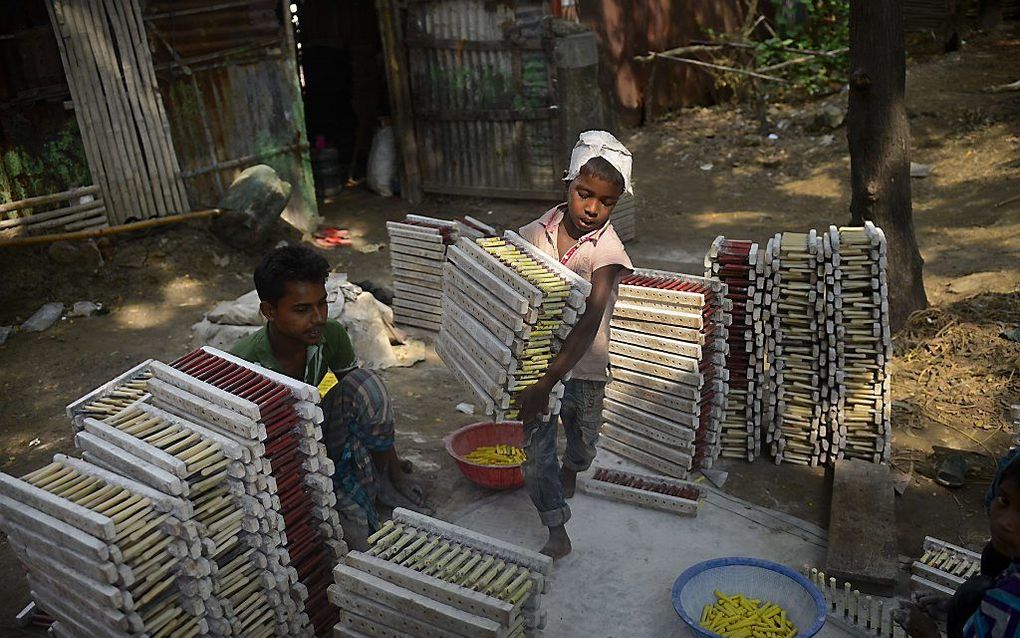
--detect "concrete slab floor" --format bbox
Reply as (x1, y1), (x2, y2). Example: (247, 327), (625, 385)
(450, 455), (855, 638)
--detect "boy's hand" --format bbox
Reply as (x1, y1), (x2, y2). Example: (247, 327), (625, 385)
(518, 377), (555, 423)
(893, 601), (941, 638)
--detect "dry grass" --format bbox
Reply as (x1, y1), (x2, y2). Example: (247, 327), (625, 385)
(892, 292), (1020, 444)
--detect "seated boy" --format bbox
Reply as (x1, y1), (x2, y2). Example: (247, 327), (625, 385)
(517, 130), (634, 558)
(231, 245), (426, 549)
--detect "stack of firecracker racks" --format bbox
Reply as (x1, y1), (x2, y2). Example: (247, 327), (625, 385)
(0, 346), (348, 638)
(387, 214), (459, 332)
(706, 221), (891, 467)
(437, 231), (592, 422)
(705, 237), (762, 461)
(599, 269), (731, 478)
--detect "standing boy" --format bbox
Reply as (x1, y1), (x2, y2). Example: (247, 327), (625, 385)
(231, 245), (427, 549)
(517, 131), (634, 558)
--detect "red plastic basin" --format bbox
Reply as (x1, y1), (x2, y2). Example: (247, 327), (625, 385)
(444, 420), (525, 490)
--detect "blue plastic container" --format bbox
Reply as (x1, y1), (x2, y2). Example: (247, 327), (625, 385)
(672, 557), (827, 638)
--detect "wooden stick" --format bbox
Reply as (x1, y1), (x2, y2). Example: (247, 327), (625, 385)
(0, 185), (99, 215)
(0, 208), (221, 248)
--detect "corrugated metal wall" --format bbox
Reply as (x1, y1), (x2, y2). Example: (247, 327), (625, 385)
(144, 0), (319, 232)
(403, 0), (560, 198)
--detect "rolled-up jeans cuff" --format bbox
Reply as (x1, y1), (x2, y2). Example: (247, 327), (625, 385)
(538, 503), (571, 527)
(561, 458), (592, 473)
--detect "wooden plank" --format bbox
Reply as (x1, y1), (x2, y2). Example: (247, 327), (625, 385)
(608, 353), (705, 388)
(0, 200), (104, 230)
(391, 235), (448, 253)
(414, 108), (555, 122)
(394, 304), (442, 323)
(0, 494), (111, 563)
(332, 589), (476, 638)
(602, 424), (694, 468)
(392, 508), (553, 577)
(610, 325), (703, 360)
(447, 247), (530, 314)
(79, 0), (158, 221)
(612, 300), (704, 329)
(442, 282), (517, 346)
(434, 339), (496, 414)
(825, 459), (897, 592)
(598, 435), (690, 479)
(0, 471), (117, 541)
(81, 417), (189, 477)
(608, 341), (702, 374)
(392, 254), (446, 274)
(103, 0), (172, 216)
(56, 454), (190, 517)
(394, 288), (443, 309)
(444, 264), (528, 333)
(391, 241), (448, 260)
(610, 318), (705, 344)
(0, 186), (99, 215)
(6, 527), (120, 585)
(46, 0), (116, 227)
(374, 0), (422, 202)
(604, 397), (699, 436)
(62, 212), (109, 231)
(331, 571), (502, 637)
(455, 238), (542, 306)
(67, 0), (140, 224)
(577, 475), (699, 516)
(439, 318), (508, 385)
(604, 386), (697, 425)
(395, 315), (441, 332)
(74, 432), (186, 497)
(104, 0), (175, 215)
(126, 0), (189, 211)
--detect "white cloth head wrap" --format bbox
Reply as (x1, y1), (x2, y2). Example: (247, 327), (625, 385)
(563, 130), (633, 195)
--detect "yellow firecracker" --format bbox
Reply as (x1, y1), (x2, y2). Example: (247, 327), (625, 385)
(464, 444), (526, 466)
(699, 591), (798, 638)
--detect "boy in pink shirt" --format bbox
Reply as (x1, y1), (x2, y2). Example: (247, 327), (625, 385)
(517, 131), (634, 558)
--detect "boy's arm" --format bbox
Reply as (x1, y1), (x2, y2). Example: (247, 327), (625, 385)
(518, 264), (621, 422)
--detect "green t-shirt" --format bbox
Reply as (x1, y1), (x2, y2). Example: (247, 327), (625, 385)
(230, 319), (356, 386)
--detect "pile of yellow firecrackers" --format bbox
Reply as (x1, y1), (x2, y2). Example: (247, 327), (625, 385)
(464, 444), (526, 466)
(700, 591), (799, 638)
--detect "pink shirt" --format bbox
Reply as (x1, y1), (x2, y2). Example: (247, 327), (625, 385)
(519, 204), (633, 381)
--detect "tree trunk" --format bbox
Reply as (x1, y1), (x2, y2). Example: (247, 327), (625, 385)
(847, 0), (928, 331)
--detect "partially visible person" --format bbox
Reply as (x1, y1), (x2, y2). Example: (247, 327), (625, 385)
(516, 130), (634, 559)
(897, 449), (1020, 638)
(231, 246), (427, 550)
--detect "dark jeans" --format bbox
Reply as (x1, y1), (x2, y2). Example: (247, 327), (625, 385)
(521, 379), (605, 527)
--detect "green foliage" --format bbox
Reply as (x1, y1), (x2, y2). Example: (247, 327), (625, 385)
(1, 118), (91, 215)
(706, 0), (849, 100)
(758, 0), (849, 97)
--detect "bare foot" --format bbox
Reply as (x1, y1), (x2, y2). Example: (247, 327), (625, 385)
(339, 514), (370, 552)
(560, 466), (577, 499)
(540, 525), (572, 559)
(391, 470), (429, 508)
(376, 474), (428, 512)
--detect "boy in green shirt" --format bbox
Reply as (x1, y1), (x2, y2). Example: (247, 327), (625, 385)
(231, 246), (426, 549)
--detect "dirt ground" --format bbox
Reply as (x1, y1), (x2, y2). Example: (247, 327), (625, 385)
(0, 24), (1018, 636)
